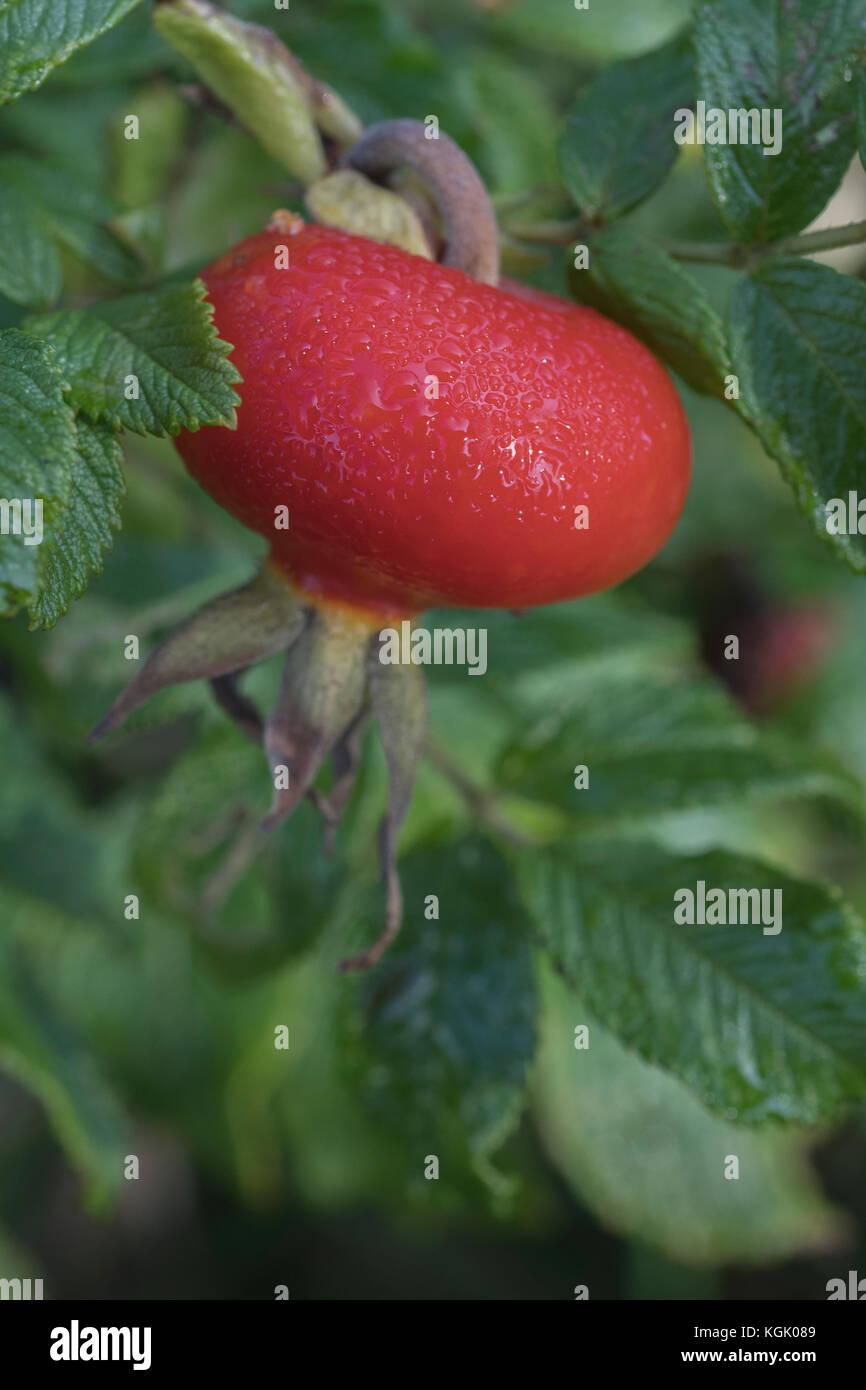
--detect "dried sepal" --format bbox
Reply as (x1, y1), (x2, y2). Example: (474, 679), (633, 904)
(305, 169), (433, 259)
(308, 707), (368, 850)
(90, 564), (304, 739)
(92, 563), (430, 972)
(210, 670), (265, 743)
(338, 652), (427, 972)
(262, 604), (371, 829)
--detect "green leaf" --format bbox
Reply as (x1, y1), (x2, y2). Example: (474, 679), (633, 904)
(0, 928), (127, 1209)
(248, 892), (401, 1208)
(0, 329), (76, 617)
(559, 32), (693, 221)
(484, 0), (694, 65)
(339, 838), (537, 1187)
(534, 967), (843, 1265)
(133, 724), (347, 975)
(0, 0), (144, 103)
(497, 661), (860, 829)
(518, 840), (866, 1124)
(463, 50), (559, 194)
(694, 0), (866, 243)
(0, 190), (61, 309)
(110, 81), (189, 212)
(729, 258), (866, 572)
(0, 155), (140, 305)
(23, 279), (241, 437)
(108, 206), (166, 277)
(0, 333), (127, 627)
(569, 225), (731, 397)
(27, 419), (125, 630)
(153, 0), (327, 185)
(0, 695), (130, 917)
(1, 870), (232, 1130)
(54, 2), (171, 85)
(426, 592), (691, 700)
(0, 82), (129, 182)
(158, 123), (290, 270)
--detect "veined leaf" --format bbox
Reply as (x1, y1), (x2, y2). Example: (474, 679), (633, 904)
(0, 329), (76, 617)
(534, 967), (844, 1265)
(497, 664), (860, 828)
(27, 419), (125, 630)
(56, 1), (169, 85)
(0, 155), (140, 305)
(23, 279), (241, 437)
(694, 0), (866, 242)
(730, 259), (866, 572)
(0, 82), (129, 182)
(569, 225), (731, 398)
(0, 191), (61, 309)
(0, 928), (127, 1209)
(339, 838), (537, 1188)
(518, 840), (866, 1124)
(0, 0), (145, 103)
(425, 592), (691, 702)
(559, 32), (693, 221)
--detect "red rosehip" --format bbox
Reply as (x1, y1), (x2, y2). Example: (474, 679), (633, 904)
(96, 207), (693, 970)
(176, 215), (691, 619)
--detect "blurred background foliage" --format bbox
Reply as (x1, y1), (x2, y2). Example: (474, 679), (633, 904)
(1, 0), (866, 1299)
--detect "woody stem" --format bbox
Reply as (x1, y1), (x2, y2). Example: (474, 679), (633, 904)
(344, 119), (500, 285)
(425, 739), (535, 847)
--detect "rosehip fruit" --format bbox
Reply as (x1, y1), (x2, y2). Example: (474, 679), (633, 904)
(176, 215), (691, 619)
(94, 196), (691, 971)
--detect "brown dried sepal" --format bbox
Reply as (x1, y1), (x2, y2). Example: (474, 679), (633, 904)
(91, 568), (427, 969)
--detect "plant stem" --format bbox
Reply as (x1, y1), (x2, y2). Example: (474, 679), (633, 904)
(346, 120), (501, 284)
(505, 213), (866, 266)
(426, 739), (535, 846)
(504, 216), (588, 245)
(658, 238), (749, 266)
(491, 183), (565, 211)
(662, 220), (866, 266)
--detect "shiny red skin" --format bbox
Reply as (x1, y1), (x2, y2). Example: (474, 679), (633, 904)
(177, 222), (691, 619)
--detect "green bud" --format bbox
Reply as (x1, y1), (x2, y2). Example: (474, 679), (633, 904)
(153, 0), (327, 185)
(305, 170), (432, 259)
